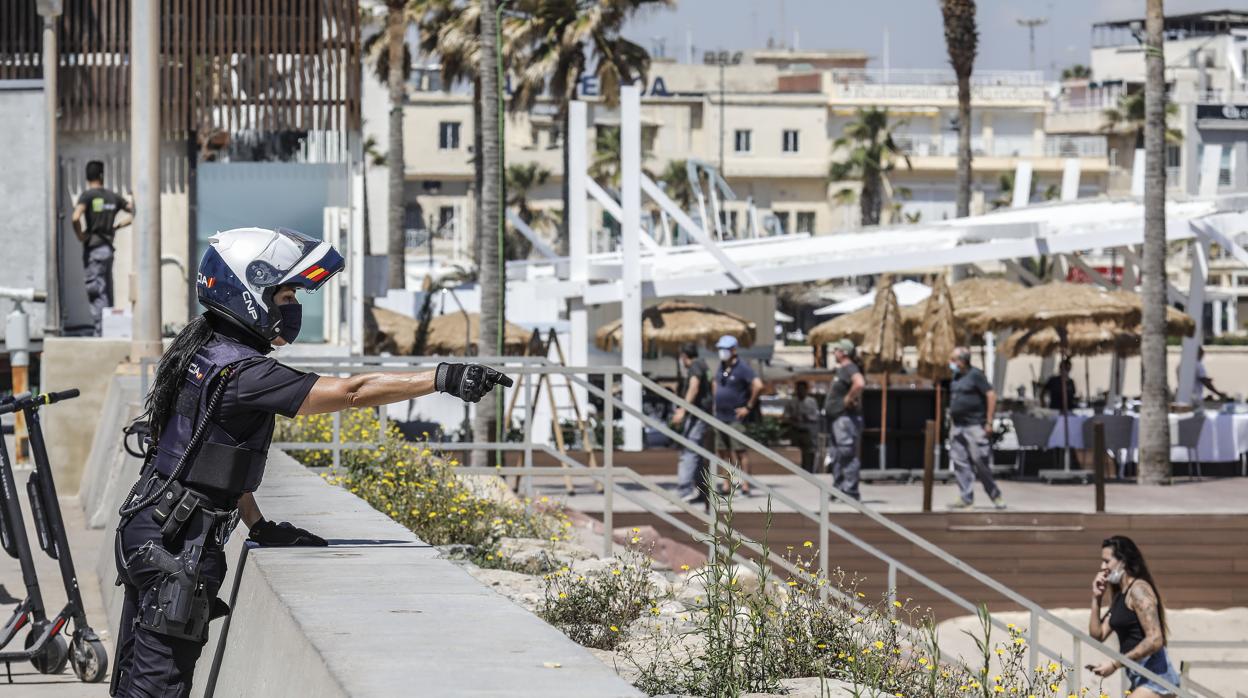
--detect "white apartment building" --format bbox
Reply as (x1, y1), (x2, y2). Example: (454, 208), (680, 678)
(1047, 10), (1248, 333)
(1048, 10), (1248, 195)
(394, 48), (1110, 266)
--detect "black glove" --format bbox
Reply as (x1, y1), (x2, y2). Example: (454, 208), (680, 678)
(247, 519), (328, 547)
(435, 362), (514, 403)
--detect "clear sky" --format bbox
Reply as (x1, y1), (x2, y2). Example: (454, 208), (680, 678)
(622, 0), (1233, 77)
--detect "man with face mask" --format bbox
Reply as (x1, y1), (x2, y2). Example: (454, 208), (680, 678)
(711, 335), (763, 496)
(823, 339), (865, 499)
(946, 346), (1005, 510)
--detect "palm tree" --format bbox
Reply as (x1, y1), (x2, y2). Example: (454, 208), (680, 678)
(474, 0), (502, 467)
(510, 0), (671, 256)
(656, 159), (695, 212)
(827, 108), (912, 227)
(361, 1), (421, 290)
(940, 0), (977, 220)
(505, 162), (554, 260)
(1139, 0), (1170, 486)
(1102, 91), (1183, 147)
(1061, 64), (1091, 80)
(415, 2), (484, 265)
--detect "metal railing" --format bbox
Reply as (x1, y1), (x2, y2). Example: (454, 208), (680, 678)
(828, 68), (1046, 87)
(264, 356), (1207, 697)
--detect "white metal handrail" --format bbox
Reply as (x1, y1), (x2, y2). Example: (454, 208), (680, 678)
(271, 356), (1206, 697)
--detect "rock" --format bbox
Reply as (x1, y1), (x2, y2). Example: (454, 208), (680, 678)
(570, 556), (622, 577)
(777, 677), (862, 697)
(496, 536), (597, 574)
(438, 543), (476, 560)
(466, 568), (547, 611)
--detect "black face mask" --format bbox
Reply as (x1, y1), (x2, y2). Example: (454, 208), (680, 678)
(277, 303), (302, 343)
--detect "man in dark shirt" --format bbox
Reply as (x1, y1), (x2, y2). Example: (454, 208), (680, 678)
(71, 160), (133, 336)
(712, 335), (763, 496)
(1043, 358), (1078, 413)
(823, 339), (865, 499)
(672, 343), (713, 503)
(947, 346), (1005, 510)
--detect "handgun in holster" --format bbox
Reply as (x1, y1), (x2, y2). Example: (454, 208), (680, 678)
(138, 538), (214, 643)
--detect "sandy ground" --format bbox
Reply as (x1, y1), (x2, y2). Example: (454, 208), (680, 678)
(936, 607), (1248, 698)
(0, 463), (112, 696)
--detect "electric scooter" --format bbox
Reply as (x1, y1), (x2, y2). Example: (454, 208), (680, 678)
(0, 394), (69, 680)
(0, 390), (108, 683)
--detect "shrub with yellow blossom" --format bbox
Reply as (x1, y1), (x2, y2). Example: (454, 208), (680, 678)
(625, 485), (1072, 698)
(538, 551), (660, 651)
(284, 410), (559, 566)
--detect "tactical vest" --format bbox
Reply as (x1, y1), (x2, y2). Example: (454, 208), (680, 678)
(152, 337), (273, 505)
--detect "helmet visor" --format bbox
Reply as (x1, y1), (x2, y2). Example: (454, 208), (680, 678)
(243, 228), (327, 288)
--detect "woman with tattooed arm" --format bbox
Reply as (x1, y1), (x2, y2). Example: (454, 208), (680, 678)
(1087, 535), (1182, 696)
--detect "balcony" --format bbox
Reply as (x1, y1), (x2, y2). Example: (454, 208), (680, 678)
(1042, 135), (1108, 159)
(888, 133), (1108, 169)
(825, 69), (1046, 105)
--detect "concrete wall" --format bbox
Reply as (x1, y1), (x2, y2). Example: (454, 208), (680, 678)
(0, 82), (48, 338)
(81, 379), (640, 697)
(40, 337), (133, 493)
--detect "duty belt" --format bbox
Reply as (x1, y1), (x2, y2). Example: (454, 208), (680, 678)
(143, 474), (239, 549)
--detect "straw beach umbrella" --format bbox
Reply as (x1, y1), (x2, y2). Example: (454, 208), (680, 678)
(915, 275), (957, 482)
(809, 305), (923, 348)
(424, 312), (530, 356)
(594, 300), (756, 352)
(859, 276), (905, 470)
(967, 282), (1140, 335)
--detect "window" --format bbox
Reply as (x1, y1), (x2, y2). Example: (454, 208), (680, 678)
(734, 129), (752, 153)
(795, 211), (816, 234)
(438, 121), (461, 150)
(437, 206), (456, 233)
(782, 129), (800, 153)
(773, 211), (790, 235)
(1165, 143), (1181, 188)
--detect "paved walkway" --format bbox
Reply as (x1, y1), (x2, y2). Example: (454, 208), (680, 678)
(534, 471), (1248, 516)
(0, 463), (111, 695)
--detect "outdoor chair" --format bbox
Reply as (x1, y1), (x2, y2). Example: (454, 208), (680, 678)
(1082, 415), (1135, 480)
(1175, 412), (1207, 480)
(1010, 413), (1057, 474)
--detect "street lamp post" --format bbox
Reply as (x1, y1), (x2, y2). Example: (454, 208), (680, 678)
(35, 0), (61, 336)
(131, 0), (163, 358)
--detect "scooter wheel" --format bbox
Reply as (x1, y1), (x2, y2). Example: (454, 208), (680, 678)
(26, 624), (68, 674)
(70, 637), (109, 683)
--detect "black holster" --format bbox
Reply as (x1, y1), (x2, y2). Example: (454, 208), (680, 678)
(138, 504), (234, 643)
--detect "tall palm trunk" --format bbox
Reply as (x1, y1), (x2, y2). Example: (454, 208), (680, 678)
(473, 77), (484, 267)
(860, 172), (882, 227)
(474, 0), (502, 466)
(954, 75), (971, 217)
(1138, 0), (1170, 485)
(386, 6), (407, 289)
(557, 86), (579, 258)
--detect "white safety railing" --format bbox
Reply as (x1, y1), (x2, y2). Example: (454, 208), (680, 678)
(140, 355), (1221, 697)
(250, 356), (1218, 698)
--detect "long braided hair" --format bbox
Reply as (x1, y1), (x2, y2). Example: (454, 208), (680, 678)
(143, 314), (214, 442)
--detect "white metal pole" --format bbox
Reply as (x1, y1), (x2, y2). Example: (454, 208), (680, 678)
(131, 0), (163, 358)
(620, 85), (644, 451)
(1176, 237), (1208, 405)
(568, 101), (590, 409)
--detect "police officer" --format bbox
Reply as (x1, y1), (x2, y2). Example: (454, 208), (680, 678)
(111, 227), (510, 697)
(71, 160), (133, 336)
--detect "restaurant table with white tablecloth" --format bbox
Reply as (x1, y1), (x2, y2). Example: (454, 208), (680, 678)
(1041, 410), (1248, 462)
